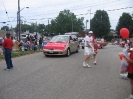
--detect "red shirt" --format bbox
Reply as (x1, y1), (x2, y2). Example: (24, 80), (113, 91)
(94, 43), (98, 51)
(128, 51), (133, 74)
(2, 38), (13, 50)
(91, 36), (95, 43)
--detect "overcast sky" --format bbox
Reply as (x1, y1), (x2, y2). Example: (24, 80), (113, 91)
(0, 0), (133, 30)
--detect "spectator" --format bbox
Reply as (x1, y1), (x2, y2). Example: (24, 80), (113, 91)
(123, 46), (133, 99)
(39, 37), (42, 51)
(26, 34), (30, 41)
(34, 33), (38, 40)
(19, 40), (24, 51)
(2, 32), (14, 70)
(33, 39), (38, 51)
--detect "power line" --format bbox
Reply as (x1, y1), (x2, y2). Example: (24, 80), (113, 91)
(1, 0), (12, 28)
(22, 0), (129, 18)
(25, 6), (133, 21)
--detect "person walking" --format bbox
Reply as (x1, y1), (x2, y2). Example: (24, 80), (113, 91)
(93, 40), (98, 65)
(2, 32), (14, 70)
(83, 31), (94, 68)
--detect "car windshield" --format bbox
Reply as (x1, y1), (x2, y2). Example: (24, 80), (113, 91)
(50, 36), (69, 42)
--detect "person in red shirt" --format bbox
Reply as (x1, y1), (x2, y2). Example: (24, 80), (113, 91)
(93, 40), (98, 65)
(2, 32), (13, 70)
(123, 49), (133, 99)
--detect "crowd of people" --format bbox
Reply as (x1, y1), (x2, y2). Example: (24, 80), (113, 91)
(0, 33), (50, 57)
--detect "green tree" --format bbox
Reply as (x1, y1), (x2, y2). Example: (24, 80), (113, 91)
(45, 9), (84, 35)
(116, 12), (133, 36)
(37, 24), (45, 34)
(1, 26), (10, 31)
(21, 24), (32, 33)
(91, 10), (111, 38)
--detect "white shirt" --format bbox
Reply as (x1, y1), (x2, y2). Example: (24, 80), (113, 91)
(84, 36), (93, 48)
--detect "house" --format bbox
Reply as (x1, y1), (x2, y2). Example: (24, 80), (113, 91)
(0, 30), (16, 38)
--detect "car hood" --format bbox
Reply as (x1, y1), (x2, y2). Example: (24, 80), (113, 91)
(44, 42), (68, 50)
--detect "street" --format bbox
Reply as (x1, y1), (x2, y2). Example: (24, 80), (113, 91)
(0, 44), (130, 99)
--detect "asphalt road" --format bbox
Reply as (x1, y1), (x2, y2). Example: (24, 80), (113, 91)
(0, 44), (130, 99)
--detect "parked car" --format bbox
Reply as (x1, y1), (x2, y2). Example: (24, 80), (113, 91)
(43, 35), (79, 57)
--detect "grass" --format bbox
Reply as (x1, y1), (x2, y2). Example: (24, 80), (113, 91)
(0, 50), (40, 60)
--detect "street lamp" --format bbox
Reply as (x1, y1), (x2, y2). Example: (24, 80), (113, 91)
(86, 20), (89, 32)
(17, 5), (29, 42)
(88, 8), (92, 29)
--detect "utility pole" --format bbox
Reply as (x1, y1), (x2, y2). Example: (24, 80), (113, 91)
(48, 19), (49, 36)
(71, 13), (73, 32)
(86, 20), (88, 32)
(89, 7), (91, 30)
(17, 13), (18, 40)
(18, 0), (21, 42)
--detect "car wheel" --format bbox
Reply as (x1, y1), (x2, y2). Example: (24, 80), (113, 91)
(82, 46), (84, 49)
(66, 48), (70, 57)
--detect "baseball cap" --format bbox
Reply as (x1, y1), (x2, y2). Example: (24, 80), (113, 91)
(6, 32), (10, 35)
(89, 31), (93, 34)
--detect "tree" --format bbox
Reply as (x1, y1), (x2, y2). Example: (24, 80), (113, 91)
(21, 24), (32, 33)
(1, 26), (10, 31)
(45, 9), (84, 35)
(14, 9), (84, 35)
(37, 24), (45, 34)
(90, 10), (111, 38)
(116, 12), (133, 36)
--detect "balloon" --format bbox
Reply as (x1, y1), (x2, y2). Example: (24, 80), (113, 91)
(119, 54), (124, 60)
(120, 28), (129, 38)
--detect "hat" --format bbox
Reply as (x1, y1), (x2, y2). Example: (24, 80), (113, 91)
(89, 31), (93, 34)
(6, 32), (10, 35)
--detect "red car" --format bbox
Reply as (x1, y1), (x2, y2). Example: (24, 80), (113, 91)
(96, 40), (107, 48)
(43, 35), (79, 57)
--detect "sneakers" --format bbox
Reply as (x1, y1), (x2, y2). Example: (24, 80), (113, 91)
(93, 61), (96, 65)
(83, 62), (86, 67)
(120, 73), (128, 79)
(86, 64), (91, 68)
(4, 68), (10, 71)
(83, 62), (91, 68)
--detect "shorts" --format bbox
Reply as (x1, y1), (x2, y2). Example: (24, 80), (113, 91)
(93, 51), (98, 56)
(84, 47), (94, 55)
(128, 73), (133, 80)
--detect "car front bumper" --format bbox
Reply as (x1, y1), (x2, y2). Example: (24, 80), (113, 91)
(43, 49), (67, 55)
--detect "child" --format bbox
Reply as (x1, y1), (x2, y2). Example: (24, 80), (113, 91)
(123, 48), (133, 99)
